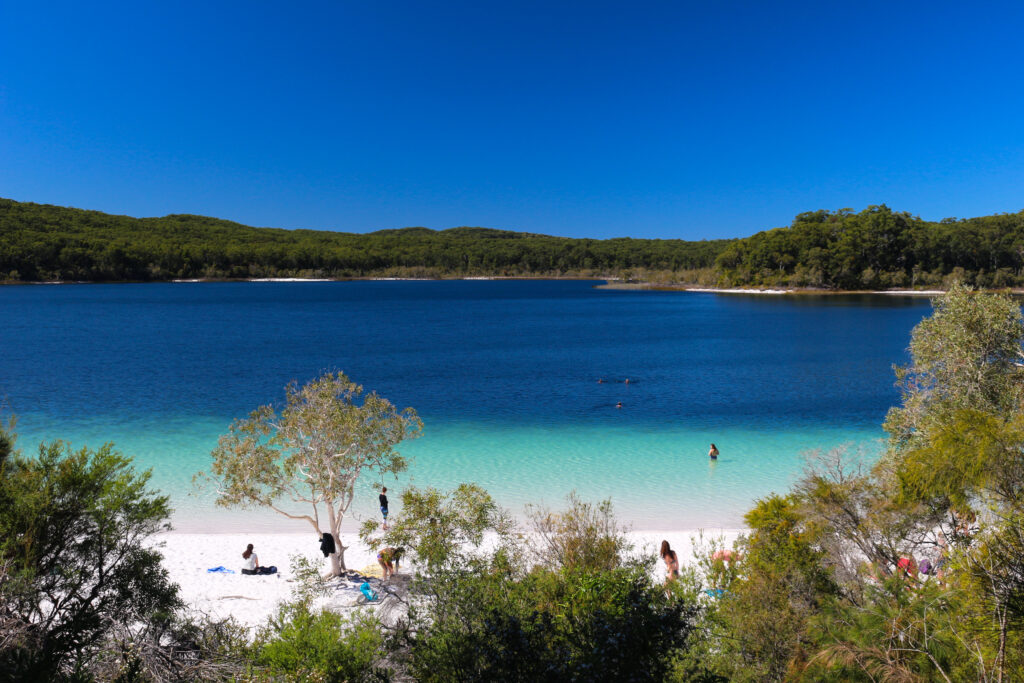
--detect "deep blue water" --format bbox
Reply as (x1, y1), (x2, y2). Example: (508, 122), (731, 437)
(0, 281), (932, 530)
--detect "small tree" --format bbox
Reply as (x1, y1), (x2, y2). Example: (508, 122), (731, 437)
(525, 492), (634, 572)
(0, 425), (181, 681)
(202, 372), (422, 574)
(360, 483), (518, 573)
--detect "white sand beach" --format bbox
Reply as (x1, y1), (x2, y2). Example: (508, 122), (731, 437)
(155, 529), (744, 630)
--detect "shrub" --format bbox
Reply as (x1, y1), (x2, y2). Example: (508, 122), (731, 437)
(255, 601), (390, 682)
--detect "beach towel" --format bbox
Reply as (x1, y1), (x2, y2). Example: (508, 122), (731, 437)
(320, 532), (336, 557)
(207, 566), (236, 574)
(359, 564), (385, 578)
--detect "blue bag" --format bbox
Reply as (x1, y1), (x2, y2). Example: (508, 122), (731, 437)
(359, 582), (378, 602)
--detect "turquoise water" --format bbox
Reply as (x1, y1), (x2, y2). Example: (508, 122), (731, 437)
(1, 281), (929, 531)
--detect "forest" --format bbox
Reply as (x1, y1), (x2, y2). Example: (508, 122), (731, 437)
(3, 198), (1024, 289)
(0, 198), (727, 282)
(714, 205), (1024, 289)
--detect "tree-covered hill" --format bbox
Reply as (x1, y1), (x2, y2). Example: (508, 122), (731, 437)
(0, 198), (730, 282)
(4, 198), (1024, 287)
(715, 205), (1024, 289)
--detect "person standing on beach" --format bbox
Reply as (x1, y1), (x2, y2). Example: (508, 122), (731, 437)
(377, 547), (404, 581)
(660, 540), (680, 583)
(708, 443), (719, 460)
(379, 487), (389, 530)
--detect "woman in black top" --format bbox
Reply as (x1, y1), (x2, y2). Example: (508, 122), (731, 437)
(379, 487), (389, 529)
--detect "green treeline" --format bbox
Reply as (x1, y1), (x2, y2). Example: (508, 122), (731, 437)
(716, 205), (1024, 289)
(4, 197), (1024, 288)
(0, 198), (727, 282)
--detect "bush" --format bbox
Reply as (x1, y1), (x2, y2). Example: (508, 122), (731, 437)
(255, 601), (390, 682)
(406, 564), (696, 682)
(0, 426), (181, 681)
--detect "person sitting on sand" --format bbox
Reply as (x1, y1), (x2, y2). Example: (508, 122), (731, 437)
(660, 540), (680, 583)
(377, 547), (404, 581)
(241, 543), (277, 575)
(708, 443), (719, 460)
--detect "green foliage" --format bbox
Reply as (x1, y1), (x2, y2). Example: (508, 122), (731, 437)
(0, 427), (180, 681)
(693, 287), (1024, 681)
(692, 496), (838, 682)
(404, 564), (696, 682)
(201, 372), (422, 573)
(7, 198), (1024, 287)
(526, 492), (634, 572)
(255, 601), (390, 683)
(715, 205), (1024, 289)
(361, 483), (517, 572)
(800, 582), (962, 682)
(365, 491), (699, 681)
(898, 409), (1024, 514)
(884, 283), (1024, 447)
(0, 197), (730, 281)
(743, 494), (836, 598)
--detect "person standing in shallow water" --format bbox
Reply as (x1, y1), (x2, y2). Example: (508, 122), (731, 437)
(379, 487), (389, 530)
(708, 443), (719, 460)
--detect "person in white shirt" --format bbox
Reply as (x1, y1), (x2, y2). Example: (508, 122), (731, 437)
(241, 543), (277, 575)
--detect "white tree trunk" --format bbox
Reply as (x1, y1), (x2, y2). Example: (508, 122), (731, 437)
(326, 504), (346, 574)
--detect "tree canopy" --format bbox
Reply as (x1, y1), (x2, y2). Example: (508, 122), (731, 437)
(5, 198), (1024, 288)
(201, 372), (422, 574)
(0, 197), (727, 282)
(0, 426), (181, 681)
(715, 205), (1024, 289)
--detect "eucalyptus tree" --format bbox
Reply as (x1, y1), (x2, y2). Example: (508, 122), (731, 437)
(202, 372), (422, 574)
(884, 283), (1024, 449)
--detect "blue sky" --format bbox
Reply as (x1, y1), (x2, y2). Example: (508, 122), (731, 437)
(1, 1), (1023, 239)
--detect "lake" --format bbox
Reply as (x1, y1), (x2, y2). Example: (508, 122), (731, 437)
(0, 281), (932, 531)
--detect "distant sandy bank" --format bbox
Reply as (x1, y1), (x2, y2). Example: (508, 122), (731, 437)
(596, 282), (948, 296)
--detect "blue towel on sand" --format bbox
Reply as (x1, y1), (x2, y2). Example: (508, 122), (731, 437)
(207, 566), (236, 574)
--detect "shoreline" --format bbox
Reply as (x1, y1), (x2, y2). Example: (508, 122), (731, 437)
(595, 281), (953, 295)
(155, 528), (743, 629)
(5, 277), (1010, 296)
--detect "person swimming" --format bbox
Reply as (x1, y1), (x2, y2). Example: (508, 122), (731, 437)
(615, 401), (623, 409)
(708, 443), (719, 460)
